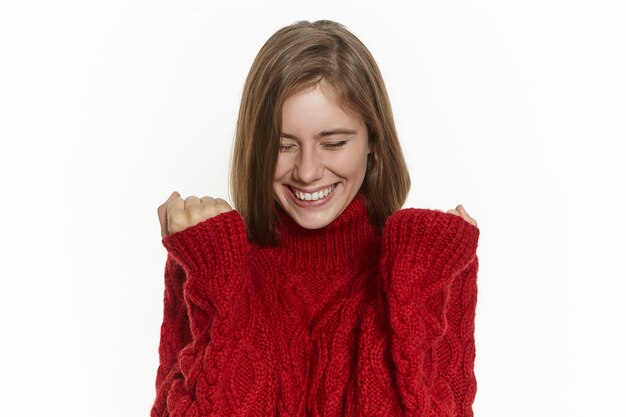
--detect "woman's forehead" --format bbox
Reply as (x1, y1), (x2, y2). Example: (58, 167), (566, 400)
(283, 83), (362, 122)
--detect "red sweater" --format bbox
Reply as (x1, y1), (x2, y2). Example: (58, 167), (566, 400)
(152, 194), (480, 417)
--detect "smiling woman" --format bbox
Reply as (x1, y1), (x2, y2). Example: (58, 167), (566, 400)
(153, 19), (480, 417)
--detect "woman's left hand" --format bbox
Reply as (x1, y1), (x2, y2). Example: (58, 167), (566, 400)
(437, 204), (478, 227)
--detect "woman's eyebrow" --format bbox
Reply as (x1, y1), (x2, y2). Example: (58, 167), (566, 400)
(280, 128), (357, 139)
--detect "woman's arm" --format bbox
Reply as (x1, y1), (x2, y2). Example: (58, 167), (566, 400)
(151, 254), (195, 416)
(151, 211), (276, 417)
(380, 208), (480, 417)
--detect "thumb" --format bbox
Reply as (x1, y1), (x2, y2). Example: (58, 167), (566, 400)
(160, 191), (181, 238)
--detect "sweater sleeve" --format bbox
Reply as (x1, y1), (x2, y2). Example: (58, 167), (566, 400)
(151, 210), (276, 416)
(151, 254), (194, 416)
(380, 208), (480, 417)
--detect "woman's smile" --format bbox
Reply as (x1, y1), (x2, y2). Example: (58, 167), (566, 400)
(288, 183), (337, 203)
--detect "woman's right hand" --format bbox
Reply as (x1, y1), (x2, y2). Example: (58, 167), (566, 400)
(158, 191), (233, 238)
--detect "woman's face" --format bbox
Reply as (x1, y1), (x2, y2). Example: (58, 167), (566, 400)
(273, 83), (370, 230)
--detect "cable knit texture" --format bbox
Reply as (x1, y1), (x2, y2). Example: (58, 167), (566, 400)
(152, 193), (480, 417)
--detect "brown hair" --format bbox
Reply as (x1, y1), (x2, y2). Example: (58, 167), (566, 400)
(230, 19), (410, 246)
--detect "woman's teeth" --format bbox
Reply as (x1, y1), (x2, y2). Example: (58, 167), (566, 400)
(292, 184), (336, 201)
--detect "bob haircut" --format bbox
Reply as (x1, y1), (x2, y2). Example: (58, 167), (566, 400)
(230, 19), (410, 246)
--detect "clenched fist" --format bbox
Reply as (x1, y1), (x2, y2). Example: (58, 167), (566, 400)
(158, 191), (233, 238)
(436, 204), (478, 227)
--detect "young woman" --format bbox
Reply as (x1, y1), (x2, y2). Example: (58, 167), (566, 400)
(153, 20), (479, 417)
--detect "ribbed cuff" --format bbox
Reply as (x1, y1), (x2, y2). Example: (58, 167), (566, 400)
(382, 208), (480, 296)
(161, 210), (249, 278)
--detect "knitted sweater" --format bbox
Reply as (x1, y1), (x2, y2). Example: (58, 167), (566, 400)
(151, 193), (480, 417)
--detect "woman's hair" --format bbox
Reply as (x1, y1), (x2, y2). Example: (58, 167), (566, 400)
(230, 19), (410, 246)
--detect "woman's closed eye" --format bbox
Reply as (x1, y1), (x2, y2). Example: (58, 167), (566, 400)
(278, 143), (297, 152)
(322, 141), (348, 150)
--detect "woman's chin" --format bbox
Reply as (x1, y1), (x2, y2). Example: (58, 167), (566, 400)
(291, 212), (337, 230)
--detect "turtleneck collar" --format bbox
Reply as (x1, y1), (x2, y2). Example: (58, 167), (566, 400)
(273, 193), (381, 272)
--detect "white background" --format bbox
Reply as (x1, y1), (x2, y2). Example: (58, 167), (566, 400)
(1, 1), (625, 416)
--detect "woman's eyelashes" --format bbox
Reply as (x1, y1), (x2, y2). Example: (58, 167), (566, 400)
(278, 140), (350, 153)
(278, 143), (297, 152)
(322, 141), (348, 150)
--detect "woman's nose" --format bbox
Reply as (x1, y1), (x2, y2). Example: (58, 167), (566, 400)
(293, 147), (324, 183)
